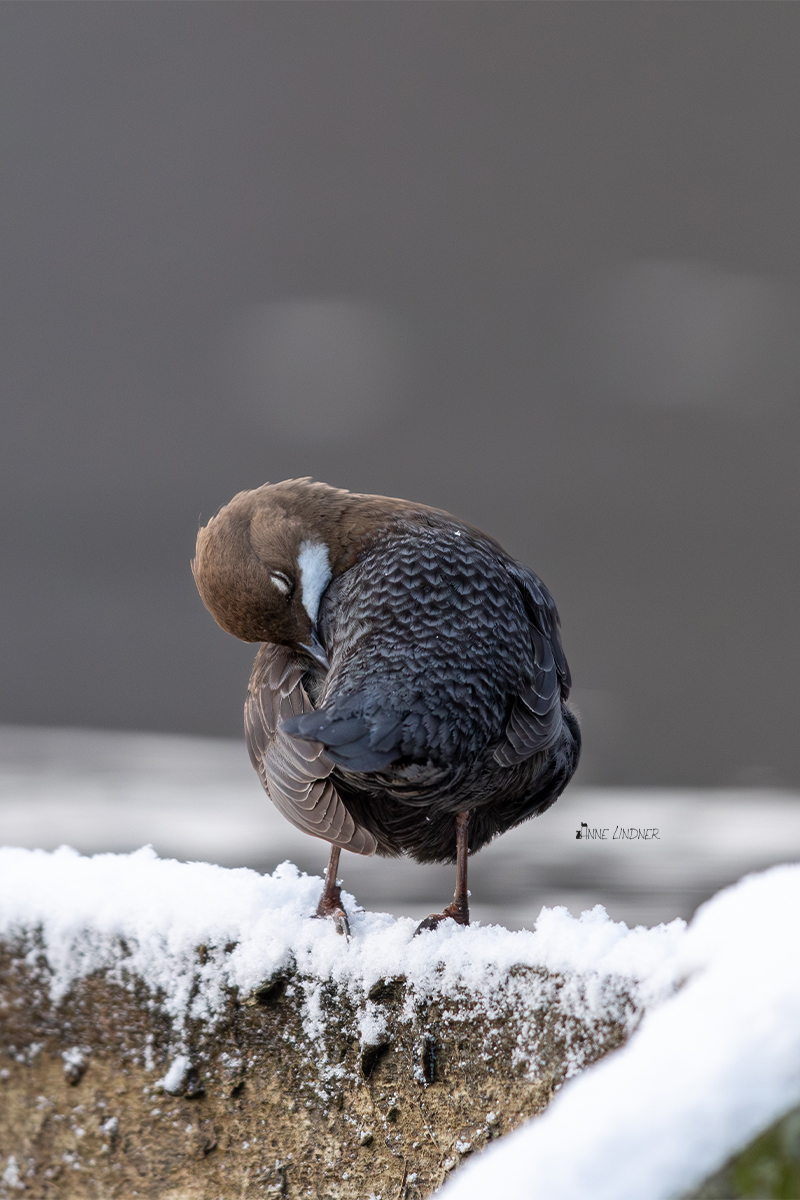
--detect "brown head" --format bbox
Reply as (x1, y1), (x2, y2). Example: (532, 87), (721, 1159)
(193, 478), (439, 666)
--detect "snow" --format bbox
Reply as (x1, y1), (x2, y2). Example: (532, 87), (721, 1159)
(0, 845), (683, 1036)
(442, 862), (800, 1200)
(1, 1157), (21, 1190)
(156, 1054), (191, 1096)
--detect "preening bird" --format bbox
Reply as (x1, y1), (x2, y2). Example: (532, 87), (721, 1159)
(193, 479), (580, 934)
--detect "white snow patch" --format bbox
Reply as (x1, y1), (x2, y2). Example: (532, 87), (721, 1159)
(442, 862), (800, 1200)
(357, 1005), (388, 1049)
(156, 1055), (191, 1096)
(61, 1045), (88, 1082)
(1, 1156), (22, 1189)
(0, 846), (683, 1045)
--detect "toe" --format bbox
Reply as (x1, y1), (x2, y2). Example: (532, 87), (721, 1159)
(414, 913), (445, 936)
(332, 908), (351, 939)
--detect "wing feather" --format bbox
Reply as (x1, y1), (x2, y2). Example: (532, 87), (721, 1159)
(244, 643), (376, 854)
(494, 561), (570, 767)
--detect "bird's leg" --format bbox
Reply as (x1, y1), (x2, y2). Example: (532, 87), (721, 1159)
(415, 812), (470, 935)
(315, 844), (350, 938)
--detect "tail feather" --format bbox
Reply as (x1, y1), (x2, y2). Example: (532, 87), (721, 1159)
(281, 708), (401, 773)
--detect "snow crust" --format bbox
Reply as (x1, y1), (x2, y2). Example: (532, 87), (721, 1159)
(442, 862), (800, 1200)
(0, 846), (682, 1034)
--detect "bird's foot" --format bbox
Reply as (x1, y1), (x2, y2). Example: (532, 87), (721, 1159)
(315, 886), (351, 939)
(414, 898), (469, 936)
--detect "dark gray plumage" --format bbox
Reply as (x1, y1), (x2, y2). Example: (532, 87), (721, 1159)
(194, 478), (580, 931)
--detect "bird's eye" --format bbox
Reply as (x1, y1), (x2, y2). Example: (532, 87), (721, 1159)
(269, 571), (292, 596)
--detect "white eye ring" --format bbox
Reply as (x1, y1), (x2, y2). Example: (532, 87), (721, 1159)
(269, 571), (291, 595)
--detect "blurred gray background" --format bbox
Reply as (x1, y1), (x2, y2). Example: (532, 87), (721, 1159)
(2, 2), (799, 790)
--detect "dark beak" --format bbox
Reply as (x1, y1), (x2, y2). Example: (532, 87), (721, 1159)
(299, 628), (330, 671)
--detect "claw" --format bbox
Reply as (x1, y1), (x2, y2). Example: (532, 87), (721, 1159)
(330, 907), (350, 939)
(315, 884), (351, 939)
(413, 899), (469, 936)
(414, 812), (472, 935)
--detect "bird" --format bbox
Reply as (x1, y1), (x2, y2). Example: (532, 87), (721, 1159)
(192, 478), (580, 935)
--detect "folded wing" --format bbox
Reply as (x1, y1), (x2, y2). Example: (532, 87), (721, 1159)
(244, 642), (376, 854)
(494, 561), (572, 767)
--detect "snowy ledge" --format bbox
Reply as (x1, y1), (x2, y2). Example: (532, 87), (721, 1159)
(0, 849), (798, 1199)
